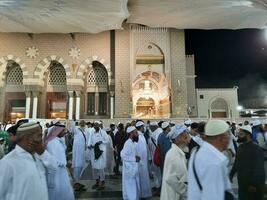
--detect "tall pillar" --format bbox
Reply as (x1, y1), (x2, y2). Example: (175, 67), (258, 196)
(95, 92), (99, 115)
(110, 91), (114, 119)
(68, 91), (74, 120)
(32, 91), (39, 119)
(25, 92), (31, 118)
(75, 91), (81, 120)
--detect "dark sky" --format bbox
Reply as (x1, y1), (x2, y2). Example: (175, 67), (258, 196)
(185, 29), (267, 108)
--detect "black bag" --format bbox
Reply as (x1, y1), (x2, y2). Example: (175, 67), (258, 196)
(192, 147), (234, 200)
(94, 142), (103, 160)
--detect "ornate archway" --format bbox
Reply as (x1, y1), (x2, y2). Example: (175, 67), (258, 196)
(210, 97), (229, 118)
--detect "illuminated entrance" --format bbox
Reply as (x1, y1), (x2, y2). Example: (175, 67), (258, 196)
(132, 71), (171, 119)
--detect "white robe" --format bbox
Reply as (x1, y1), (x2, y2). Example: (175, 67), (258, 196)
(88, 129), (109, 170)
(46, 137), (75, 200)
(105, 134), (115, 175)
(121, 139), (140, 200)
(187, 142), (232, 200)
(136, 131), (152, 198)
(0, 145), (57, 200)
(161, 144), (187, 200)
(70, 125), (90, 168)
(0, 144), (5, 159)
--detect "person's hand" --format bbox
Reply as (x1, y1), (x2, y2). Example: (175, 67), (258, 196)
(135, 156), (141, 162)
(248, 185), (257, 193)
(34, 141), (45, 155)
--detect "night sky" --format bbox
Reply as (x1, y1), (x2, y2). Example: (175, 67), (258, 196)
(185, 29), (267, 108)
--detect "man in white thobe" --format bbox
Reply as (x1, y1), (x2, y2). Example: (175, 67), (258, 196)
(70, 120), (90, 191)
(161, 124), (189, 200)
(0, 122), (57, 200)
(135, 121), (152, 199)
(188, 120), (233, 200)
(45, 121), (74, 200)
(148, 121), (162, 189)
(88, 121), (109, 190)
(0, 138), (5, 159)
(121, 126), (140, 200)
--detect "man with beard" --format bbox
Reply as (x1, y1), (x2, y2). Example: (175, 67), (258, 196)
(88, 121), (109, 190)
(114, 123), (127, 175)
(230, 125), (265, 200)
(0, 122), (57, 200)
(70, 120), (91, 191)
(121, 126), (140, 200)
(135, 121), (152, 199)
(161, 124), (190, 200)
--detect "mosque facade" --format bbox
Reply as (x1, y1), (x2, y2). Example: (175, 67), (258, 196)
(0, 24), (239, 122)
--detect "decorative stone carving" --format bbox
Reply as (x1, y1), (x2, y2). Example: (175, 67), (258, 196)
(68, 47), (80, 59)
(26, 46), (39, 59)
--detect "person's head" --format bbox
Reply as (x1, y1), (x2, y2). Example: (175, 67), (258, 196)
(204, 120), (231, 152)
(197, 121), (206, 139)
(150, 121), (158, 132)
(126, 126), (138, 142)
(94, 122), (100, 132)
(190, 122), (199, 136)
(7, 125), (19, 143)
(237, 125), (252, 143)
(110, 123), (115, 131)
(244, 120), (249, 125)
(263, 120), (267, 131)
(162, 122), (171, 133)
(99, 121), (103, 129)
(86, 121), (92, 128)
(45, 123), (50, 128)
(168, 124), (190, 147)
(118, 123), (124, 131)
(16, 122), (43, 154)
(79, 120), (86, 128)
(184, 119), (192, 128)
(135, 121), (144, 133)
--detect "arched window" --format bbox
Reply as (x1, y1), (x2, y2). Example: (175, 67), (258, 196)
(48, 62), (66, 85)
(87, 66), (108, 86)
(211, 98), (228, 118)
(6, 61), (23, 85)
(86, 61), (109, 116)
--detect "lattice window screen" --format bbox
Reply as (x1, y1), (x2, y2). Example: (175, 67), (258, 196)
(48, 64), (66, 85)
(6, 65), (23, 85)
(87, 67), (108, 86)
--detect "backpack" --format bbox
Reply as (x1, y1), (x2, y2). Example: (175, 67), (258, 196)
(151, 137), (161, 166)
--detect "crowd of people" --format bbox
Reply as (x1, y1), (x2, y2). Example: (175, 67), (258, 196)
(0, 117), (266, 200)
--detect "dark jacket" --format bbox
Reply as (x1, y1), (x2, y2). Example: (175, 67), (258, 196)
(230, 141), (265, 186)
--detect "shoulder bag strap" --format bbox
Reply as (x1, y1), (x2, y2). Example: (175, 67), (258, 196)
(192, 147), (203, 191)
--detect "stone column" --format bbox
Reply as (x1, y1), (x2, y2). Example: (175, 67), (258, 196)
(32, 91), (39, 119)
(68, 91), (74, 120)
(75, 91), (81, 120)
(95, 92), (99, 115)
(25, 91), (31, 118)
(110, 91), (114, 119)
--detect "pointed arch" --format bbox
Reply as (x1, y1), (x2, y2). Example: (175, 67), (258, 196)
(0, 55), (28, 86)
(33, 55), (71, 80)
(77, 56), (111, 85)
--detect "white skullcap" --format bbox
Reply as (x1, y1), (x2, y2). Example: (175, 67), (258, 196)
(184, 119), (192, 125)
(17, 122), (41, 138)
(252, 120), (261, 127)
(150, 121), (158, 126)
(161, 122), (170, 129)
(205, 120), (230, 136)
(136, 121), (144, 127)
(239, 125), (252, 134)
(0, 138), (4, 141)
(126, 126), (136, 133)
(167, 124), (187, 139)
(170, 121), (176, 125)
